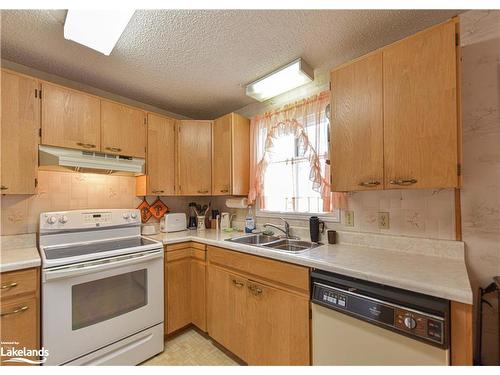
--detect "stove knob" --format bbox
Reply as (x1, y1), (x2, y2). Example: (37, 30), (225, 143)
(404, 315), (417, 330)
(59, 215), (68, 224)
(130, 212), (138, 219)
(122, 212), (130, 220)
(47, 216), (57, 225)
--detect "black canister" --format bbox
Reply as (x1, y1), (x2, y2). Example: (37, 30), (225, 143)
(309, 216), (325, 243)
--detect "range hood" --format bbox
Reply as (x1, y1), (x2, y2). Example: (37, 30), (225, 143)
(39, 145), (145, 176)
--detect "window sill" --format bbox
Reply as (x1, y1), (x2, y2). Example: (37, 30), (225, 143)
(256, 209), (340, 223)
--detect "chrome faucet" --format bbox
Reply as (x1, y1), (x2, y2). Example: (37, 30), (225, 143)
(263, 218), (299, 239)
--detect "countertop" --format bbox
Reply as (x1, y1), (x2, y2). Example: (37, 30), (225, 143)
(0, 233), (41, 273)
(147, 229), (473, 304)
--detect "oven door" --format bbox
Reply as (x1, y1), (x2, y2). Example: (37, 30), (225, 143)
(42, 249), (163, 365)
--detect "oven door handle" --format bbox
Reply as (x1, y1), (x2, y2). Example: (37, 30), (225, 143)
(43, 249), (163, 282)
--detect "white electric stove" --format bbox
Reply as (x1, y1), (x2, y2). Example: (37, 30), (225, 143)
(39, 209), (164, 366)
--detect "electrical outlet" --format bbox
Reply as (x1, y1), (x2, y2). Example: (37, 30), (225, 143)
(378, 212), (390, 229)
(344, 211), (354, 227)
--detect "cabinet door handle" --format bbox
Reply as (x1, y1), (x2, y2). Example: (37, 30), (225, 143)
(152, 190), (164, 194)
(232, 279), (244, 288)
(1, 282), (18, 290)
(76, 142), (96, 149)
(0, 305), (28, 317)
(389, 178), (418, 186)
(197, 190), (209, 194)
(248, 284), (263, 295)
(358, 180), (381, 187)
(220, 189), (229, 193)
(105, 147), (122, 153)
(0, 185), (8, 190)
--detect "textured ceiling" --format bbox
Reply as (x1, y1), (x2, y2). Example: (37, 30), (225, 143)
(0, 9), (461, 119)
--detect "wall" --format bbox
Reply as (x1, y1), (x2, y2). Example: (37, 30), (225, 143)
(460, 9), (500, 365)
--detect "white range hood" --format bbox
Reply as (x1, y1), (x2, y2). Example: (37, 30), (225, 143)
(39, 145), (145, 176)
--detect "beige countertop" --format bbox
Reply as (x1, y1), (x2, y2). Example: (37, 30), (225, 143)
(0, 233), (41, 273)
(147, 229), (473, 304)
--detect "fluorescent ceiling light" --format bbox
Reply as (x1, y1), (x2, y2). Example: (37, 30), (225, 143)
(246, 58), (314, 102)
(64, 10), (135, 56)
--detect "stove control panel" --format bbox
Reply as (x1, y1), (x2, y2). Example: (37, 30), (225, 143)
(40, 209), (141, 232)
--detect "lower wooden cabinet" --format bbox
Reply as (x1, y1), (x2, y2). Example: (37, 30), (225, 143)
(0, 268), (40, 366)
(207, 246), (310, 365)
(164, 243), (206, 334)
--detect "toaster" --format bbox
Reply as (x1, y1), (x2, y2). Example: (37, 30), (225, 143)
(160, 213), (187, 233)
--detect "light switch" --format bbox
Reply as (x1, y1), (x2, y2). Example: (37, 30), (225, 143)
(344, 211), (354, 227)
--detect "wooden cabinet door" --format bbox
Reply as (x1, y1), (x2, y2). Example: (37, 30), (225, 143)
(212, 114), (232, 195)
(207, 265), (247, 360)
(147, 114), (175, 195)
(0, 296), (38, 365)
(101, 100), (146, 157)
(166, 256), (191, 334)
(231, 113), (250, 196)
(330, 52), (384, 191)
(383, 21), (458, 189)
(41, 82), (100, 151)
(177, 120), (212, 195)
(190, 258), (206, 331)
(246, 281), (310, 365)
(1, 71), (39, 194)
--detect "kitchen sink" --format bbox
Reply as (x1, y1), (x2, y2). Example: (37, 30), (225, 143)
(226, 234), (280, 245)
(225, 234), (319, 253)
(262, 239), (320, 252)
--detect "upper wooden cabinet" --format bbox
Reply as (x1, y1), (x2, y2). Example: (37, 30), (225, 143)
(383, 21), (458, 189)
(330, 20), (459, 191)
(1, 70), (39, 194)
(177, 120), (212, 196)
(330, 52), (384, 191)
(144, 113), (176, 196)
(101, 100), (146, 158)
(41, 82), (100, 151)
(212, 113), (250, 196)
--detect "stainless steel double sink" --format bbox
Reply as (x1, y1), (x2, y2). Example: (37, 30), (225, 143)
(225, 234), (320, 253)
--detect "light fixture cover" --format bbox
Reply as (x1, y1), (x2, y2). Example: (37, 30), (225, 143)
(246, 58), (314, 102)
(64, 9), (135, 55)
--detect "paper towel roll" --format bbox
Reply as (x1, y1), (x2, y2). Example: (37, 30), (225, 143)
(225, 198), (249, 208)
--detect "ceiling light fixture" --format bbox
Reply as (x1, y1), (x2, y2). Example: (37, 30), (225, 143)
(245, 58), (314, 102)
(64, 9), (135, 56)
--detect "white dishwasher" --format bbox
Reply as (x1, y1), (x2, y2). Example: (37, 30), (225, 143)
(311, 270), (450, 365)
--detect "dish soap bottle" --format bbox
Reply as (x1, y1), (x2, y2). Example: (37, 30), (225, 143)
(245, 206), (255, 233)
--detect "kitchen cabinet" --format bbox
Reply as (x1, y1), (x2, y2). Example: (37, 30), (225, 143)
(1, 70), (39, 195)
(41, 82), (100, 151)
(141, 113), (176, 196)
(383, 20), (458, 189)
(164, 242), (207, 334)
(330, 52), (384, 191)
(207, 246), (310, 365)
(329, 20), (459, 191)
(212, 113), (250, 196)
(207, 265), (247, 360)
(101, 100), (146, 158)
(177, 120), (212, 196)
(0, 268), (40, 366)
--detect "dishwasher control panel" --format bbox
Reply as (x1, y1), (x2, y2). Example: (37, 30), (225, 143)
(312, 281), (446, 347)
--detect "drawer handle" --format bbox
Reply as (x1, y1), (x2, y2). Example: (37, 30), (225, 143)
(248, 285), (263, 295)
(220, 189), (229, 193)
(76, 142), (96, 149)
(389, 178), (417, 186)
(232, 279), (244, 288)
(0, 305), (28, 317)
(197, 190), (209, 194)
(358, 180), (381, 187)
(106, 147), (122, 153)
(1, 282), (18, 290)
(152, 190), (164, 194)
(0, 185), (8, 190)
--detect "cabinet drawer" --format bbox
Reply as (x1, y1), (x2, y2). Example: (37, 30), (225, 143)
(207, 246), (309, 295)
(0, 268), (38, 300)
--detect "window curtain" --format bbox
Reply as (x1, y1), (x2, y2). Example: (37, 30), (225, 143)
(248, 91), (347, 211)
